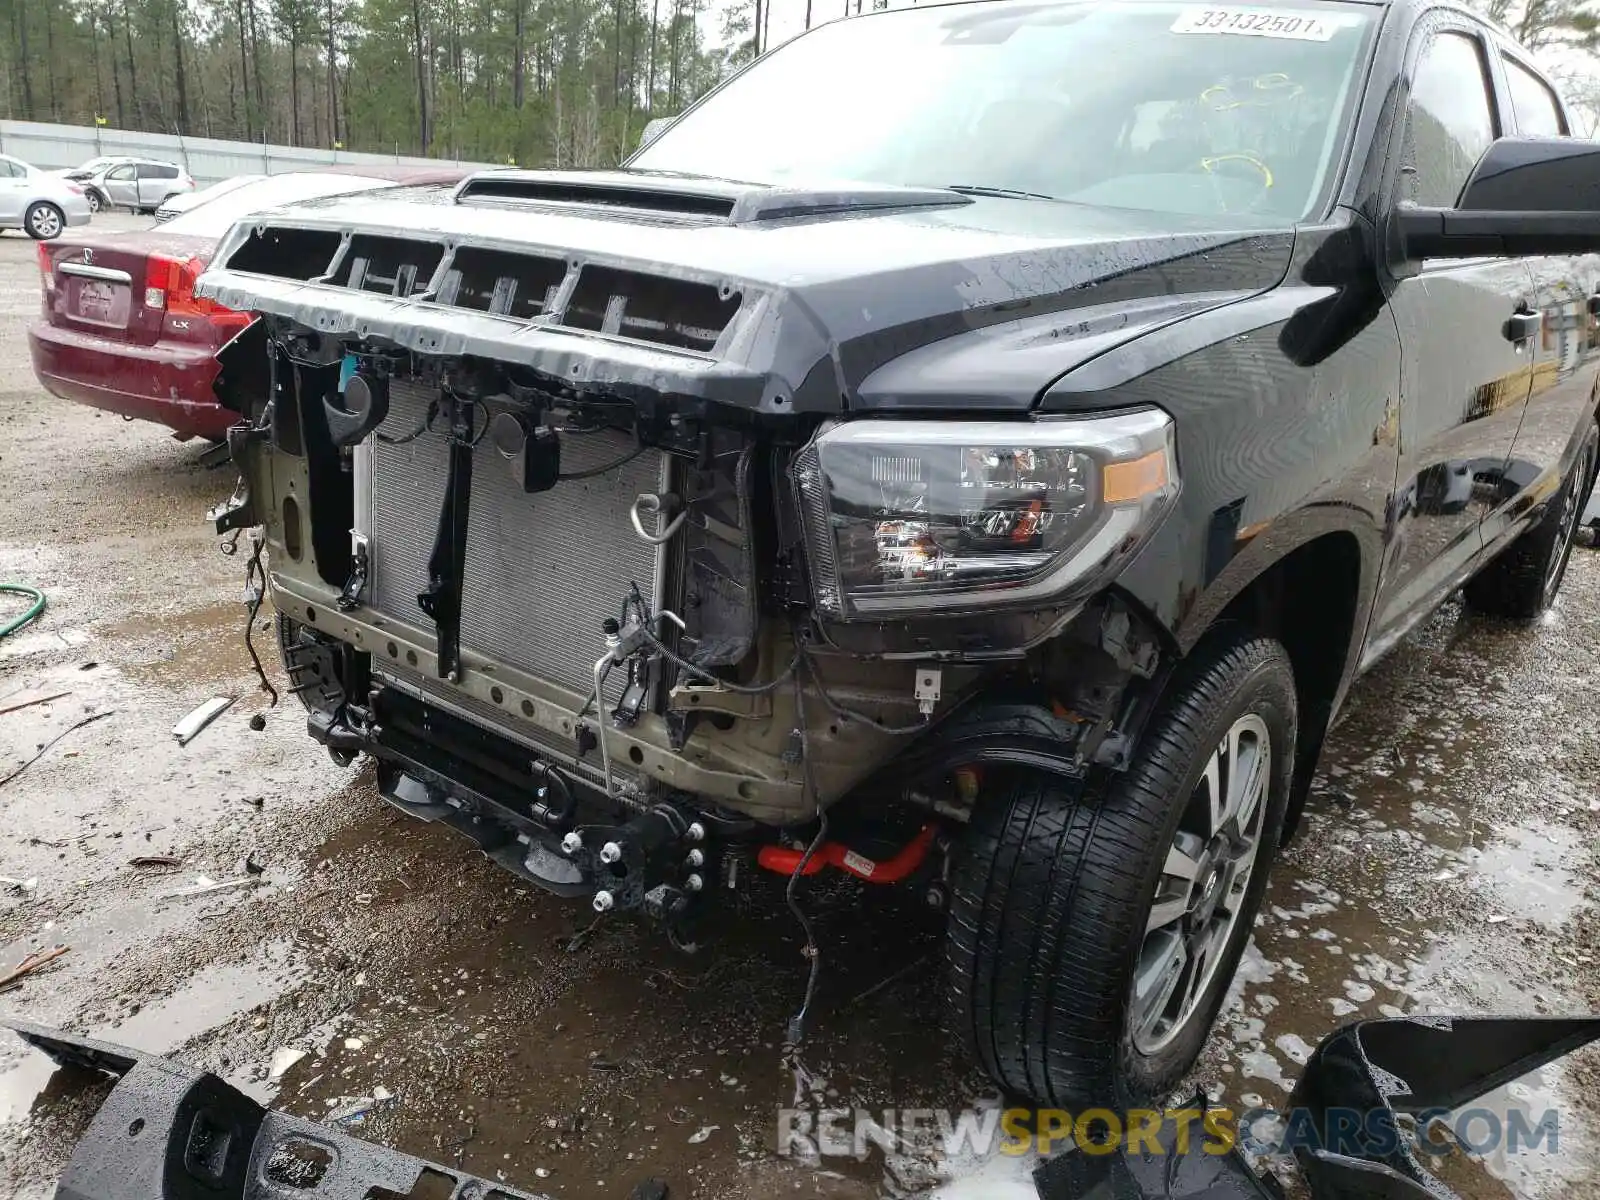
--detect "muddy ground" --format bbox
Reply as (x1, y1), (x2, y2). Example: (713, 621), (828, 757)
(3, 215), (1600, 1200)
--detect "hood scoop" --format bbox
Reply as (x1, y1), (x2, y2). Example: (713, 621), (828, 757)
(453, 170), (971, 225)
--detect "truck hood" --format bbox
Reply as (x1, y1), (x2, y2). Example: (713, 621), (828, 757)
(195, 170), (1296, 413)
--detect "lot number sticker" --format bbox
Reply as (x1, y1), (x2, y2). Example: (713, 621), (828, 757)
(1171, 7), (1351, 39)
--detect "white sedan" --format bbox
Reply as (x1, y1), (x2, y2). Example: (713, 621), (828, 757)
(0, 155), (92, 239)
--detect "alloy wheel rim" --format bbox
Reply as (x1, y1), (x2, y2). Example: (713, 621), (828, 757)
(1545, 443), (1595, 605)
(32, 208), (59, 238)
(1130, 712), (1271, 1055)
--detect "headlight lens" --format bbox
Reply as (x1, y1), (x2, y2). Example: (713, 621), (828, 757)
(793, 410), (1177, 619)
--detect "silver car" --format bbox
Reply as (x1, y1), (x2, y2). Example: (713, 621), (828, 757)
(153, 174), (265, 223)
(0, 155), (92, 239)
(85, 159), (196, 214)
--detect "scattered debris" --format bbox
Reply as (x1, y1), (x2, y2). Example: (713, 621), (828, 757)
(564, 915), (605, 953)
(248, 713), (267, 732)
(1431, 869), (1455, 882)
(330, 1087), (396, 1126)
(0, 690), (71, 717)
(77, 661), (97, 671)
(1487, 914), (1509, 924)
(173, 696), (236, 746)
(157, 875), (260, 900)
(687, 1125), (718, 1145)
(0, 944), (69, 992)
(128, 856), (183, 870)
(240, 853), (266, 876)
(0, 875), (38, 894)
(268, 1047), (308, 1081)
(845, 954), (931, 1009)
(627, 1180), (666, 1200)
(0, 710), (113, 788)
(344, 1038), (365, 1051)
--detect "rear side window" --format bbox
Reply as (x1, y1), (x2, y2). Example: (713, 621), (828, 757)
(137, 163), (178, 179)
(1401, 31), (1497, 207)
(1504, 56), (1566, 136)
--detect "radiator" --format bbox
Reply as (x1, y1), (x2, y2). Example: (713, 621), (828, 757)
(366, 379), (666, 707)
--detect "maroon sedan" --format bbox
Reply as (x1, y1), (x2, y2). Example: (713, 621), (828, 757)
(30, 167), (466, 442)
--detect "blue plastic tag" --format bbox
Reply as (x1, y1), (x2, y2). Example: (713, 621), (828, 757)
(338, 354), (357, 393)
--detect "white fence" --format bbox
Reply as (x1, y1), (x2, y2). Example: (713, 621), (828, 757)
(0, 119), (496, 185)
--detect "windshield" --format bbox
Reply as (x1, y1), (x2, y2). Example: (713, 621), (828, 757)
(633, 0), (1376, 221)
(163, 173), (396, 237)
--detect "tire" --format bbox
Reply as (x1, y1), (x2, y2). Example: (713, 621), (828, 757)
(944, 630), (1296, 1108)
(25, 202), (64, 240)
(1464, 419), (1599, 619)
(86, 189), (103, 213)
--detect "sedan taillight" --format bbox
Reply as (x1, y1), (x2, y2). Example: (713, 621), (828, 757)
(145, 253), (250, 331)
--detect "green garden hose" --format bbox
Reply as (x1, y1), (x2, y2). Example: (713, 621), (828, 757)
(0, 584), (45, 639)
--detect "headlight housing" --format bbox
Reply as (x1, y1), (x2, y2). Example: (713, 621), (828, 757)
(792, 410), (1177, 620)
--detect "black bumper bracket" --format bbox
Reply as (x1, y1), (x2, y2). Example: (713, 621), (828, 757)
(3, 1018), (549, 1200)
(417, 394), (474, 684)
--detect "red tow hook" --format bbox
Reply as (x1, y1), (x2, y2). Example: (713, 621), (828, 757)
(756, 824), (937, 884)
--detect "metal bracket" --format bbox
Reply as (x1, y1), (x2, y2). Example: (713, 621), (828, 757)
(337, 532), (370, 612)
(913, 666), (942, 716)
(667, 681), (772, 719)
(416, 394), (473, 683)
(208, 475), (255, 534)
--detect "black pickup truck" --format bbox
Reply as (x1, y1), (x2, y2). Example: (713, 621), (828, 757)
(200, 0), (1600, 1109)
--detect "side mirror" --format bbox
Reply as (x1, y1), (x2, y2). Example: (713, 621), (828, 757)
(1394, 136), (1600, 261)
(638, 117), (672, 152)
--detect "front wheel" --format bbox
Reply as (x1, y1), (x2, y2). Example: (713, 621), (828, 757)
(944, 630), (1296, 1107)
(25, 202), (64, 240)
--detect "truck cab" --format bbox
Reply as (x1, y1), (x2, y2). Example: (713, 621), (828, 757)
(199, 0), (1600, 1109)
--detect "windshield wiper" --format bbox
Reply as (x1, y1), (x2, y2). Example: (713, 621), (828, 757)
(942, 184), (1063, 202)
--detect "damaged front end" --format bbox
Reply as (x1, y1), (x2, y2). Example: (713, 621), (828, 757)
(199, 173), (1178, 931)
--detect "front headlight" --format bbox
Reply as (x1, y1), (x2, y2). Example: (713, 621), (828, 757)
(792, 410), (1177, 620)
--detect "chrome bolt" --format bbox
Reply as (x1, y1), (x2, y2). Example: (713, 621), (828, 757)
(592, 890), (615, 913)
(685, 874), (704, 892)
(684, 848), (705, 868)
(924, 883), (947, 910)
(560, 831), (584, 855)
(599, 841), (623, 864)
(686, 822), (706, 843)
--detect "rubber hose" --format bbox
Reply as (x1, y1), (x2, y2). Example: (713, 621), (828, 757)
(0, 584), (45, 640)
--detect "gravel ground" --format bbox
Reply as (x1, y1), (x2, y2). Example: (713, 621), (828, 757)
(2, 214), (1599, 1200)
